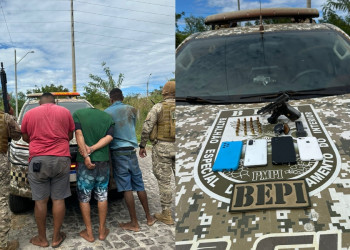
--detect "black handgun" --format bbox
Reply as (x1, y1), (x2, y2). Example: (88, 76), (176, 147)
(0, 62), (9, 114)
(257, 93), (301, 124)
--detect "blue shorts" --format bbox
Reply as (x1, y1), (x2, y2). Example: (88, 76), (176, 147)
(111, 150), (145, 192)
(76, 161), (110, 202)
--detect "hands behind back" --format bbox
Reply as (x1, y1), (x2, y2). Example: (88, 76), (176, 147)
(84, 156), (95, 169)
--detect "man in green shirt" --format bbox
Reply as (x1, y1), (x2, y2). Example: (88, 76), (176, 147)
(73, 108), (114, 242)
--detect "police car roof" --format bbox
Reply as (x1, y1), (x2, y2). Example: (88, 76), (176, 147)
(205, 7), (319, 25)
(26, 92), (80, 98)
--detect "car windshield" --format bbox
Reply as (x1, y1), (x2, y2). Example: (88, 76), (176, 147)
(19, 101), (92, 124)
(176, 29), (350, 103)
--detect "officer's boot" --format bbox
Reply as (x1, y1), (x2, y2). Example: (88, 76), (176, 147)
(154, 209), (174, 225)
(0, 240), (19, 250)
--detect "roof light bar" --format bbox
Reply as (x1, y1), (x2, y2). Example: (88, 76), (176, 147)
(26, 92), (80, 98)
(205, 8), (319, 26)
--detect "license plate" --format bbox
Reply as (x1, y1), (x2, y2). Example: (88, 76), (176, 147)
(70, 170), (76, 182)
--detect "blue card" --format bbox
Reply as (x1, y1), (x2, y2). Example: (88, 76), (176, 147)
(212, 141), (243, 172)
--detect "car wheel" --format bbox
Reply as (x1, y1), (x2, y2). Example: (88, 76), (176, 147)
(9, 194), (34, 213)
(108, 189), (124, 201)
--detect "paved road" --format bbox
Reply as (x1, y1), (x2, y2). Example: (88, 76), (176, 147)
(9, 148), (175, 249)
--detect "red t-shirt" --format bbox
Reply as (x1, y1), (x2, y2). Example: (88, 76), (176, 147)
(21, 103), (75, 162)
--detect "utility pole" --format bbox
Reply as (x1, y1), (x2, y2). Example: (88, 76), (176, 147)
(71, 0), (77, 92)
(14, 49), (34, 117)
(14, 49), (17, 116)
(146, 73), (152, 98)
(237, 0), (241, 26)
(307, 0), (311, 8)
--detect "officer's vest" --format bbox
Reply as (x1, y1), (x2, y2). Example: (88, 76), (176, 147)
(152, 102), (175, 142)
(0, 112), (8, 153)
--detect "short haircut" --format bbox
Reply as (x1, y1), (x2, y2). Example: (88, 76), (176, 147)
(40, 92), (55, 103)
(109, 88), (124, 101)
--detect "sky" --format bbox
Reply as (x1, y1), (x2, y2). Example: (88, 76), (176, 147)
(176, 0), (333, 29)
(0, 0), (175, 96)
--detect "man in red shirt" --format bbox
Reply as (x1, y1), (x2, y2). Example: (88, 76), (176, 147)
(21, 93), (75, 248)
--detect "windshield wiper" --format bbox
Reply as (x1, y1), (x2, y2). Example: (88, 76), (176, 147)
(176, 96), (226, 104)
(240, 89), (328, 100)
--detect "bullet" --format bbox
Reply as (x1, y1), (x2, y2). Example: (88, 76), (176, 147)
(236, 119), (240, 136)
(256, 117), (262, 133)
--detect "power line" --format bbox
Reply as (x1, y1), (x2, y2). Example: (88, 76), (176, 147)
(5, 9), (70, 12)
(6, 5), (174, 16)
(75, 31), (173, 45)
(7, 33), (173, 49)
(5, 6), (173, 17)
(4, 10), (173, 26)
(1, 40), (174, 55)
(75, 41), (173, 54)
(74, 10), (173, 26)
(0, 0), (14, 46)
(6, 40), (71, 43)
(74, 21), (173, 36)
(7, 8), (206, 16)
(123, 0), (174, 8)
(10, 31), (70, 33)
(177, 10), (218, 16)
(5, 21), (71, 23)
(181, 11), (217, 16)
(74, 0), (173, 17)
(3, 21), (173, 36)
(47, 0), (174, 7)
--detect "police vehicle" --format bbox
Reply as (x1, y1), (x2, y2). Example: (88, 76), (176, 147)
(176, 8), (350, 249)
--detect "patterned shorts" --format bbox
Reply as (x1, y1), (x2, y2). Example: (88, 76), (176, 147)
(76, 161), (110, 202)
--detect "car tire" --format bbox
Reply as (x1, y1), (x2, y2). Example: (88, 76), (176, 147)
(108, 189), (124, 201)
(9, 194), (34, 213)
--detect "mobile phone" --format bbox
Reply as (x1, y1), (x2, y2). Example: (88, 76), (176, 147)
(33, 162), (41, 172)
(212, 141), (243, 172)
(297, 137), (323, 161)
(243, 139), (267, 167)
(271, 136), (296, 165)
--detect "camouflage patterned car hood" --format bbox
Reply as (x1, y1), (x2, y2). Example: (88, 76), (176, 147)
(175, 93), (350, 249)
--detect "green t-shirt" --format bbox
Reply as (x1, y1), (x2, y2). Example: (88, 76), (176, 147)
(73, 108), (114, 162)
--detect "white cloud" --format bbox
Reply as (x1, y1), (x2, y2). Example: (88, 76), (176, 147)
(0, 0), (175, 95)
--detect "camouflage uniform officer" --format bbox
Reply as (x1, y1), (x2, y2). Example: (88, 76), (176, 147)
(0, 110), (21, 250)
(139, 81), (175, 225)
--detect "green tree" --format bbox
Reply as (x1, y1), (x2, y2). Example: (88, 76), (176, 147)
(322, 0), (350, 35)
(323, 0), (350, 13)
(176, 12), (187, 48)
(176, 13), (210, 47)
(183, 15), (209, 34)
(176, 11), (185, 30)
(83, 62), (124, 109)
(0, 91), (26, 114)
(26, 84), (69, 94)
(82, 86), (110, 109)
(88, 62), (124, 93)
(123, 87), (163, 141)
(149, 86), (163, 104)
(12, 92), (26, 113)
